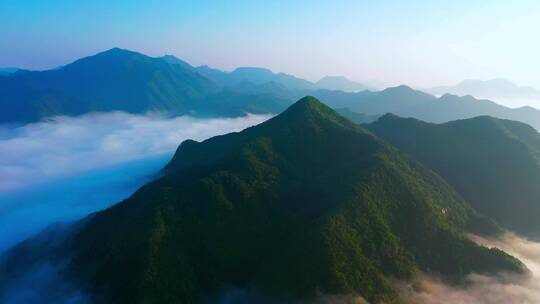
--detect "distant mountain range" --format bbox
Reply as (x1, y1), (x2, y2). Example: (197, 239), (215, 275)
(162, 54), (317, 90)
(160, 54), (196, 71)
(314, 86), (540, 131)
(0, 48), (217, 123)
(163, 55), (368, 92)
(315, 75), (368, 92)
(0, 49), (360, 123)
(3, 48), (540, 134)
(428, 78), (540, 101)
(0, 97), (524, 303)
(201, 66), (318, 90)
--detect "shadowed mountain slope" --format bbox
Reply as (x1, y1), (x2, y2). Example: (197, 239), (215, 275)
(368, 114), (540, 237)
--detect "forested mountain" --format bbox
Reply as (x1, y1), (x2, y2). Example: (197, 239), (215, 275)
(0, 97), (523, 303)
(368, 114), (540, 237)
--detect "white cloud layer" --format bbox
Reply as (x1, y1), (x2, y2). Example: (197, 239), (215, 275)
(402, 233), (540, 304)
(0, 112), (270, 253)
(0, 112), (271, 303)
(0, 112), (271, 193)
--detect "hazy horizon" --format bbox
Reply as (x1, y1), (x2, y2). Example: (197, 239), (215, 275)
(3, 45), (540, 110)
(1, 1), (540, 89)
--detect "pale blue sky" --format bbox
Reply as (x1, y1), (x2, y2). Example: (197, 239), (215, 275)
(1, 0), (539, 87)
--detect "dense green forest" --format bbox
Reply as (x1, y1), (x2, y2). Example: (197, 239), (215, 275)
(1, 97), (531, 304)
(368, 114), (540, 237)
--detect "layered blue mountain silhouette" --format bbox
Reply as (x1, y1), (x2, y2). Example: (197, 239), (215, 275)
(4, 48), (540, 131)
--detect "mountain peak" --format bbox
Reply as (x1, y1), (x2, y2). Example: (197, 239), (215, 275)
(249, 96), (362, 137)
(377, 85), (435, 103)
(107, 47), (123, 52)
(290, 95), (324, 109)
(377, 112), (402, 121)
(164, 97), (356, 174)
(233, 66), (274, 74)
(439, 93), (477, 102)
(1, 47), (217, 122)
(98, 47), (140, 57)
(278, 96), (350, 124)
(67, 48), (148, 67)
(391, 84), (413, 90)
(381, 85), (416, 94)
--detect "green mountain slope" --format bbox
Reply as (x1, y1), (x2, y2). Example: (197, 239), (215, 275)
(41, 97), (521, 303)
(368, 114), (540, 237)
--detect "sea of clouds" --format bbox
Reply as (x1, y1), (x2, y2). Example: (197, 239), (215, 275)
(400, 233), (540, 304)
(0, 112), (270, 192)
(0, 112), (270, 303)
(0, 112), (271, 253)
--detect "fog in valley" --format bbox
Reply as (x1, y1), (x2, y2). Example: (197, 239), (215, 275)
(401, 233), (540, 304)
(0, 112), (270, 253)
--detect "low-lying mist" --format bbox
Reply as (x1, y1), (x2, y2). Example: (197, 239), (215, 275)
(165, 233), (540, 304)
(0, 112), (270, 192)
(402, 233), (540, 304)
(0, 112), (271, 253)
